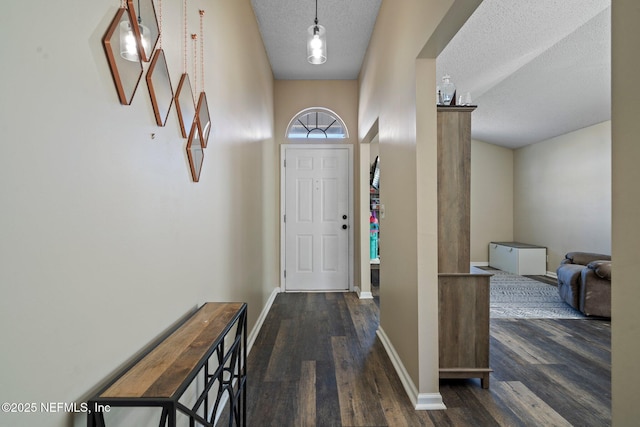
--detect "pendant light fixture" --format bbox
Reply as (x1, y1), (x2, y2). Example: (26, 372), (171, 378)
(120, 0), (151, 61)
(307, 0), (327, 64)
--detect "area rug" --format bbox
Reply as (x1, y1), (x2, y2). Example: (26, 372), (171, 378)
(487, 269), (586, 319)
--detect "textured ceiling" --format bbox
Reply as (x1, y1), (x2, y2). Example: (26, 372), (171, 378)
(251, 0), (611, 148)
(250, 0), (381, 80)
(437, 0), (611, 147)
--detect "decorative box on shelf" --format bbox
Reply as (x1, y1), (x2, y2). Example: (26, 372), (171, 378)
(489, 242), (546, 275)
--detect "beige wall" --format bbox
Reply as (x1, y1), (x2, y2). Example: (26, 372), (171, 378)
(469, 124), (612, 271)
(514, 122), (611, 271)
(274, 80), (358, 146)
(470, 140), (514, 263)
(612, 1), (640, 424)
(273, 80), (361, 290)
(0, 1), (276, 426)
(359, 0), (480, 402)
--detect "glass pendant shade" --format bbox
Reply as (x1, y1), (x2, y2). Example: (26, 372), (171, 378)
(137, 21), (151, 59)
(441, 74), (456, 105)
(307, 24), (327, 65)
(119, 20), (151, 62)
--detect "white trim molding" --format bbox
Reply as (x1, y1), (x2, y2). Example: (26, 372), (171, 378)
(280, 144), (354, 293)
(415, 393), (447, 410)
(213, 286), (280, 424)
(354, 286), (373, 299)
(247, 287), (280, 354)
(471, 261), (489, 267)
(376, 327), (446, 411)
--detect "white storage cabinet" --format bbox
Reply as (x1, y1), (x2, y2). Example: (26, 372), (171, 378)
(489, 242), (546, 275)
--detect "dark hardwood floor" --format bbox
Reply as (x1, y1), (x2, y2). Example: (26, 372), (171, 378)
(245, 291), (610, 426)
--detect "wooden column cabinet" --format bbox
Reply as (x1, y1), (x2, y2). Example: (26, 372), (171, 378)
(437, 106), (474, 273)
(436, 106), (492, 388)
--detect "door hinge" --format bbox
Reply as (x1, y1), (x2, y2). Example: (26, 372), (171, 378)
(284, 214), (286, 223)
(284, 159), (286, 167)
(284, 270), (286, 278)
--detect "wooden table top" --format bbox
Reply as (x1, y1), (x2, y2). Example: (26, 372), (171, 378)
(100, 302), (245, 399)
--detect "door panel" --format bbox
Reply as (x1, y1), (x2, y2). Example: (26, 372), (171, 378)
(285, 148), (349, 291)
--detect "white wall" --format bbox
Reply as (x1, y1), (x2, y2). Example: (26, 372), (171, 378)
(514, 121), (611, 271)
(470, 139), (514, 263)
(359, 0), (479, 405)
(273, 79), (360, 290)
(469, 122), (612, 272)
(0, 1), (276, 426)
(359, 0), (452, 399)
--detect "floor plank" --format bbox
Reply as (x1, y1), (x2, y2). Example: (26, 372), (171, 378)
(491, 381), (572, 427)
(296, 360), (316, 426)
(245, 292), (611, 426)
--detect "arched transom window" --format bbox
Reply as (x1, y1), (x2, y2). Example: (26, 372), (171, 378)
(286, 108), (348, 139)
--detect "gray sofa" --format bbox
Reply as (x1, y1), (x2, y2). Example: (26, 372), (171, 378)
(556, 252), (611, 318)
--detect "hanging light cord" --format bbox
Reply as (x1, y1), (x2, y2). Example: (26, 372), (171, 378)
(199, 10), (205, 93)
(315, 0), (319, 26)
(192, 34), (198, 96)
(157, 0), (162, 50)
(182, 0), (188, 74)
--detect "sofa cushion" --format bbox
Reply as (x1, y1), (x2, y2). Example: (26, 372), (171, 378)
(587, 261), (612, 280)
(556, 263), (585, 309)
(564, 252), (611, 265)
(581, 268), (612, 317)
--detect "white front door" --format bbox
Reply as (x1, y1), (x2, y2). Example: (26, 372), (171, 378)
(283, 147), (350, 291)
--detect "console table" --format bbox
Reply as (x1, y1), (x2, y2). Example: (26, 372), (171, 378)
(87, 302), (247, 427)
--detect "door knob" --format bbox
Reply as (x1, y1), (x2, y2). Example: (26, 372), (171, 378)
(342, 224), (348, 230)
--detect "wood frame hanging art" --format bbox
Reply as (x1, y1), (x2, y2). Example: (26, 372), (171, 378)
(145, 0), (173, 126)
(195, 92), (211, 149)
(103, 8), (143, 105)
(194, 10), (211, 148)
(126, 0), (160, 62)
(175, 74), (196, 139)
(186, 113), (204, 182)
(175, 0), (196, 139)
(147, 50), (174, 126)
(185, 33), (204, 182)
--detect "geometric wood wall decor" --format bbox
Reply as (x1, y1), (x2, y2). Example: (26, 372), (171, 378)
(196, 92), (211, 148)
(146, 49), (174, 126)
(126, 0), (160, 62)
(175, 74), (196, 138)
(186, 117), (204, 182)
(103, 8), (143, 105)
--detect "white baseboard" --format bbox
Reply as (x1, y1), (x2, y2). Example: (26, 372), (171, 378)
(471, 261), (489, 267)
(376, 327), (446, 411)
(354, 286), (373, 299)
(416, 393), (447, 410)
(247, 286), (280, 354)
(546, 271), (558, 279)
(212, 286), (280, 425)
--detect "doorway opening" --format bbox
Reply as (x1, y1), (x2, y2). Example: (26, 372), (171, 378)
(357, 119), (379, 301)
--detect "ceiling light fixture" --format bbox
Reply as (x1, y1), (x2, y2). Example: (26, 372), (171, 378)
(307, 0), (326, 65)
